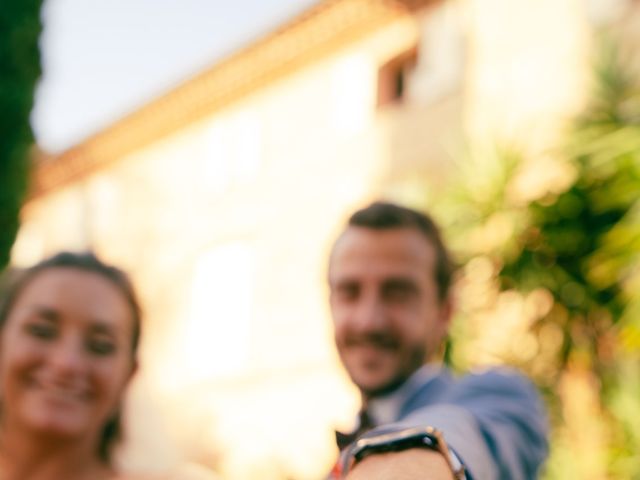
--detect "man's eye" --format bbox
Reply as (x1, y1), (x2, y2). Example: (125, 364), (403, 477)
(384, 285), (415, 302)
(87, 338), (116, 356)
(26, 323), (56, 340)
(335, 285), (359, 301)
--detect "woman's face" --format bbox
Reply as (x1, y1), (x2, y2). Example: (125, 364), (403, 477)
(0, 267), (135, 441)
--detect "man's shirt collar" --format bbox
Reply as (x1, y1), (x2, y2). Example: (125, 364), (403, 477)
(367, 364), (441, 425)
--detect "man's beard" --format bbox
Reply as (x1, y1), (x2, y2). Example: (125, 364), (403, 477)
(343, 333), (428, 398)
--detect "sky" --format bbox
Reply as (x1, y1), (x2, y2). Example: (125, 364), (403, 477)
(31, 0), (318, 153)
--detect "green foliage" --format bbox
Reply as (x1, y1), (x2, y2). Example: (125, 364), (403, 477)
(0, 0), (43, 269)
(503, 40), (640, 364)
(429, 37), (640, 479)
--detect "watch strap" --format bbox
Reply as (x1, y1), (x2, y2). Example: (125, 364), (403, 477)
(348, 426), (466, 479)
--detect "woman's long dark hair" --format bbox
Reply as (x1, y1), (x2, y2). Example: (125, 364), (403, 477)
(0, 251), (142, 463)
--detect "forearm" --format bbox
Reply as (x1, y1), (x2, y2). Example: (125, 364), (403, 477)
(345, 449), (454, 480)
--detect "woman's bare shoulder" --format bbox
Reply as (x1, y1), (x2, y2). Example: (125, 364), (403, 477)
(115, 469), (219, 480)
(114, 474), (167, 480)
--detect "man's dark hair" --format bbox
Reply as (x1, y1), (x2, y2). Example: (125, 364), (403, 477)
(347, 201), (455, 300)
(0, 251), (142, 464)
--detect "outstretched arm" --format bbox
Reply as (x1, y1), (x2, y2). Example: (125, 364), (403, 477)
(341, 369), (548, 479)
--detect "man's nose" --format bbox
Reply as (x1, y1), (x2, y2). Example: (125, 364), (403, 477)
(351, 293), (387, 332)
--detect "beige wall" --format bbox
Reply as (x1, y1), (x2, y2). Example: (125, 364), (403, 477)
(15, 8), (445, 480)
(464, 0), (591, 153)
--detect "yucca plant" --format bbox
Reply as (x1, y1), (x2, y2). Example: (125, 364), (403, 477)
(422, 36), (640, 479)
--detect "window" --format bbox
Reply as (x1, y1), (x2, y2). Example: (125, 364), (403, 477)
(377, 48), (417, 107)
(181, 242), (255, 381)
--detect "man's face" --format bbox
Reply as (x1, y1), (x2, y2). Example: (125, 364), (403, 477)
(328, 227), (451, 398)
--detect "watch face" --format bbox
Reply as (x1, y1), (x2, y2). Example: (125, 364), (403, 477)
(352, 426), (440, 461)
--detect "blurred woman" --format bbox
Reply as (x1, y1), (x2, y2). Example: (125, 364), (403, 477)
(0, 251), (147, 480)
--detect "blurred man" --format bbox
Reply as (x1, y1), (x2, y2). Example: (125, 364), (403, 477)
(327, 202), (548, 479)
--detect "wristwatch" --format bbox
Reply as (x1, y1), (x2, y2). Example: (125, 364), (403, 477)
(348, 426), (466, 479)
